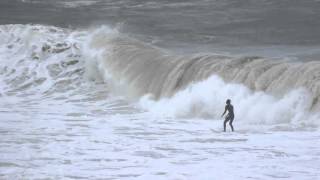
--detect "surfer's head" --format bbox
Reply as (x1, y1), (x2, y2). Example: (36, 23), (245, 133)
(226, 99), (231, 104)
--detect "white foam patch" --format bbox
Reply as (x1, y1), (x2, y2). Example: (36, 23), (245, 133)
(139, 75), (319, 128)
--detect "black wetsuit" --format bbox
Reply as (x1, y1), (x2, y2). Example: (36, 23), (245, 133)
(223, 104), (234, 132)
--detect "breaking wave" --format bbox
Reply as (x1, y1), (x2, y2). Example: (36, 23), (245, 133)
(0, 24), (319, 127)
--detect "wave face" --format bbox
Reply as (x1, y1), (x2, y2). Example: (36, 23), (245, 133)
(1, 24), (319, 128)
(88, 28), (320, 111)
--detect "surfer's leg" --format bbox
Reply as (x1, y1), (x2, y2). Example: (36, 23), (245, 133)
(229, 117), (234, 132)
(224, 118), (229, 132)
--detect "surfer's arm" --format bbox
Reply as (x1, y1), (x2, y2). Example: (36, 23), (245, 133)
(221, 106), (227, 117)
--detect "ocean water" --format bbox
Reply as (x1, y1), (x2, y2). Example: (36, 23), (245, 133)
(0, 1), (320, 179)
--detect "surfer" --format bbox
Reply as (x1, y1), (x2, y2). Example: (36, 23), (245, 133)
(221, 99), (234, 132)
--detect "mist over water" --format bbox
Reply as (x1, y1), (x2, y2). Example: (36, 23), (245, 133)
(1, 1), (320, 179)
